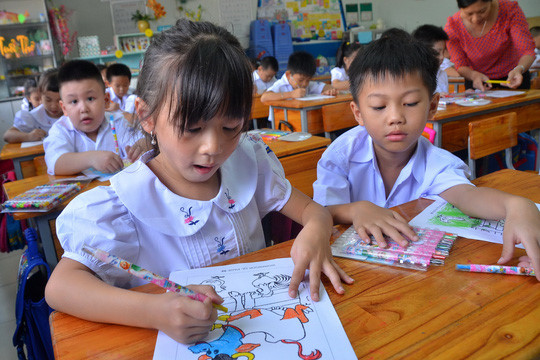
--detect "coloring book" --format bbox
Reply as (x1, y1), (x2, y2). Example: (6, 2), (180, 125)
(153, 258), (355, 360)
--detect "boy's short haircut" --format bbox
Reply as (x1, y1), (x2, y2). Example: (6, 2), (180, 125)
(531, 26), (540, 38)
(349, 36), (439, 101)
(380, 27), (411, 40)
(260, 56), (279, 72)
(287, 51), (316, 77)
(106, 63), (132, 82)
(96, 64), (107, 72)
(23, 78), (38, 96)
(38, 69), (59, 93)
(412, 25), (449, 47)
(58, 60), (105, 91)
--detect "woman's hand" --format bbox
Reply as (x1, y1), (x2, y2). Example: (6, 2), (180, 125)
(471, 71), (491, 91)
(504, 67), (524, 89)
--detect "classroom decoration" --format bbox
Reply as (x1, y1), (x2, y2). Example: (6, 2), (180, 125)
(115, 50), (123, 58)
(178, 4), (203, 22)
(77, 36), (100, 58)
(2, 183), (81, 213)
(48, 5), (77, 56)
(332, 226), (457, 271)
(146, 0), (166, 20)
(0, 10), (29, 25)
(131, 10), (152, 32)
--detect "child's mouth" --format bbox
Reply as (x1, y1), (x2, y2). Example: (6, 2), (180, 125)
(194, 164), (214, 174)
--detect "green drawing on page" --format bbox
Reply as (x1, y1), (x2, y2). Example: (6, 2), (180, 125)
(428, 203), (482, 228)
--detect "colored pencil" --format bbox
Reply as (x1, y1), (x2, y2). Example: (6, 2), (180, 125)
(456, 264), (535, 276)
(82, 245), (228, 312)
(485, 80), (509, 84)
(109, 115), (120, 155)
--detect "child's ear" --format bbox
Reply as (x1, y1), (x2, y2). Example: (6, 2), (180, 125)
(427, 93), (440, 120)
(350, 101), (364, 126)
(135, 97), (154, 132)
(59, 100), (67, 116)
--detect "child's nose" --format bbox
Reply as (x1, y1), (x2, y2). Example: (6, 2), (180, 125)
(387, 106), (405, 125)
(201, 130), (222, 155)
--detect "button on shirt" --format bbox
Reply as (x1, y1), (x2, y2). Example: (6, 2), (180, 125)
(253, 70), (277, 94)
(313, 126), (472, 208)
(56, 134), (292, 289)
(266, 73), (326, 95)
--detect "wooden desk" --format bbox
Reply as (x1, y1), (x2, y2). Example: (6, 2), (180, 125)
(0, 142), (44, 179)
(265, 135), (330, 197)
(263, 93), (352, 134)
(3, 175), (109, 267)
(49, 169), (540, 359)
(448, 76), (465, 93)
(250, 95), (269, 120)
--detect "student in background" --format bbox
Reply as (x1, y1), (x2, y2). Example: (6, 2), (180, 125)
(249, 57), (259, 72)
(531, 27), (540, 69)
(96, 63), (108, 84)
(412, 24), (450, 95)
(3, 69), (63, 143)
(313, 36), (540, 280)
(44, 60), (146, 175)
(105, 63), (137, 119)
(331, 41), (362, 91)
(261, 51), (337, 101)
(45, 20), (351, 345)
(21, 78), (41, 111)
(253, 56), (278, 94)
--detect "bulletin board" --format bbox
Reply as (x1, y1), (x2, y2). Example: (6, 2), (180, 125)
(257, 0), (344, 40)
(110, 0), (147, 35)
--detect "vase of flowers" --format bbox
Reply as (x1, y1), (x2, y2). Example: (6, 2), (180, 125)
(131, 10), (151, 33)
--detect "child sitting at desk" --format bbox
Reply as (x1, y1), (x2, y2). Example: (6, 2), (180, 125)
(531, 27), (540, 69)
(313, 35), (540, 280)
(253, 56), (278, 94)
(3, 69), (63, 143)
(20, 78), (41, 111)
(412, 24), (450, 95)
(104, 63), (137, 122)
(331, 41), (362, 91)
(44, 60), (146, 175)
(261, 51), (337, 101)
(44, 19), (351, 345)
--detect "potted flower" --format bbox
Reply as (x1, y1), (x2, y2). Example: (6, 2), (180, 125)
(131, 10), (151, 33)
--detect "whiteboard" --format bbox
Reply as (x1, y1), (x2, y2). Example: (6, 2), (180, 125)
(218, 0), (253, 48)
(110, 0), (147, 35)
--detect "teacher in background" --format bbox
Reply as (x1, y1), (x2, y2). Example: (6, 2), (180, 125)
(445, 0), (535, 91)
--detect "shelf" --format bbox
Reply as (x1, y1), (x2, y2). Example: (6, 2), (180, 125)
(3, 54), (54, 61)
(6, 74), (41, 79)
(78, 51), (144, 61)
(0, 21), (48, 31)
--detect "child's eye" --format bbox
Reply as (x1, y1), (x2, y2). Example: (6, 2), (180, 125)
(87, 97), (95, 102)
(405, 102), (419, 107)
(223, 125), (240, 132)
(186, 127), (201, 133)
(70, 100), (78, 105)
(371, 106), (385, 111)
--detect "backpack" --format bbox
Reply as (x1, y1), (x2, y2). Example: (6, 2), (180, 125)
(12, 228), (54, 360)
(0, 162), (27, 253)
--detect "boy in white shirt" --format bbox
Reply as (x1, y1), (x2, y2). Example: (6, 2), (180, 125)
(3, 69), (63, 143)
(261, 51), (336, 102)
(253, 56), (278, 94)
(105, 63), (137, 122)
(313, 36), (540, 279)
(44, 60), (147, 175)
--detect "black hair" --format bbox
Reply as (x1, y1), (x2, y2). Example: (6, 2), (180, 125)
(412, 25), (449, 47)
(96, 64), (107, 72)
(456, 0), (491, 8)
(23, 78), (38, 96)
(259, 56), (279, 72)
(58, 60), (105, 92)
(531, 26), (540, 38)
(136, 19), (253, 150)
(380, 27), (411, 40)
(106, 63), (132, 82)
(287, 51), (316, 77)
(336, 41), (362, 68)
(37, 69), (59, 93)
(249, 57), (259, 71)
(349, 36), (439, 102)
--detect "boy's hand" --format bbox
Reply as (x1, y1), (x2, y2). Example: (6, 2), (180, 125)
(351, 201), (418, 248)
(91, 151), (124, 173)
(106, 101), (120, 112)
(125, 138), (148, 163)
(151, 284), (222, 344)
(322, 88), (338, 96)
(497, 198), (540, 281)
(291, 88), (307, 98)
(27, 128), (47, 141)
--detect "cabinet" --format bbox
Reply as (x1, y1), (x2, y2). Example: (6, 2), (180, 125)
(0, 20), (57, 99)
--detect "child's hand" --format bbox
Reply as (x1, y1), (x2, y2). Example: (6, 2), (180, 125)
(106, 101), (120, 112)
(291, 88), (307, 98)
(322, 88), (338, 96)
(27, 128), (47, 141)
(125, 139), (148, 163)
(91, 151), (124, 173)
(497, 198), (540, 281)
(152, 284), (222, 344)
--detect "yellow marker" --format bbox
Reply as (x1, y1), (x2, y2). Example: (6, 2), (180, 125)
(485, 80), (509, 84)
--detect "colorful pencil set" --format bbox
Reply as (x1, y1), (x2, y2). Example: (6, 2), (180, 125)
(2, 183), (82, 212)
(331, 226), (457, 271)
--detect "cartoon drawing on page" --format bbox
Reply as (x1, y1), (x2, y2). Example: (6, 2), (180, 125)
(152, 258), (355, 360)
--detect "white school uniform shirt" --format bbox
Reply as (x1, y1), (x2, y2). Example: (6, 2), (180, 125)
(253, 70), (277, 94)
(21, 97), (30, 111)
(532, 48), (540, 69)
(330, 67), (348, 82)
(266, 73), (326, 95)
(43, 112), (140, 175)
(106, 87), (137, 113)
(436, 67), (449, 94)
(441, 57), (455, 71)
(313, 126), (472, 209)
(56, 134), (292, 289)
(13, 104), (60, 133)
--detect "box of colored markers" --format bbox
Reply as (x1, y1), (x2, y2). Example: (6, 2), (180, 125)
(2, 183), (82, 213)
(331, 226), (457, 271)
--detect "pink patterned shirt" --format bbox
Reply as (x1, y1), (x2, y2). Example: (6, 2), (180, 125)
(444, 0), (535, 79)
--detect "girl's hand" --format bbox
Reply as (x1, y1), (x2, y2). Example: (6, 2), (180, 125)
(28, 128), (47, 141)
(289, 220), (353, 302)
(322, 88), (338, 96)
(151, 285), (223, 344)
(91, 150), (124, 173)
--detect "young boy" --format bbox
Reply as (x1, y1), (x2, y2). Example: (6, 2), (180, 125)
(20, 78), (41, 111)
(261, 51), (337, 101)
(3, 69), (63, 143)
(530, 27), (540, 69)
(44, 60), (146, 175)
(96, 64), (108, 85)
(104, 63), (137, 119)
(253, 56), (278, 94)
(412, 24), (449, 95)
(313, 36), (540, 280)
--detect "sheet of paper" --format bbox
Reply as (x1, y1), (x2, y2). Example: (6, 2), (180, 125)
(485, 90), (525, 98)
(153, 258), (355, 360)
(296, 94), (335, 101)
(409, 199), (540, 248)
(20, 140), (43, 148)
(81, 168), (116, 182)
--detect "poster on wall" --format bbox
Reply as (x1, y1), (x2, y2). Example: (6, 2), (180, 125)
(257, 0), (344, 40)
(110, 0), (146, 35)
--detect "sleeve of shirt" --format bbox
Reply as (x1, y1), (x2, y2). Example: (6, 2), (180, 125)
(444, 17), (470, 69)
(421, 150), (473, 198)
(250, 137), (292, 217)
(331, 67), (346, 81)
(441, 58), (454, 71)
(436, 70), (449, 93)
(56, 186), (140, 288)
(123, 95), (137, 114)
(308, 81), (326, 95)
(507, 2), (536, 58)
(266, 80), (282, 93)
(43, 121), (75, 175)
(312, 146), (352, 206)
(21, 98), (29, 111)
(13, 110), (37, 132)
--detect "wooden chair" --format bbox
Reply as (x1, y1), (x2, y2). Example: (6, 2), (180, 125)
(321, 101), (357, 140)
(468, 112), (517, 179)
(33, 155), (47, 176)
(251, 95), (270, 129)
